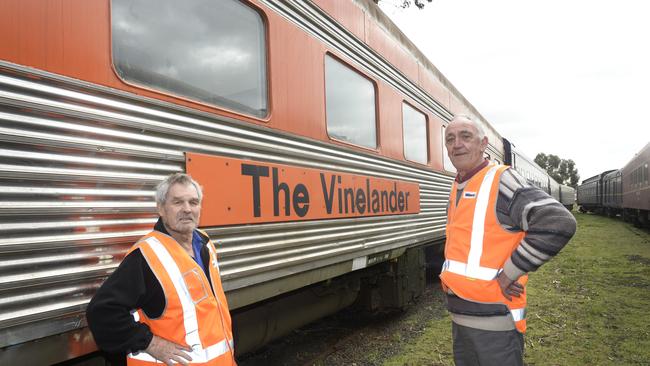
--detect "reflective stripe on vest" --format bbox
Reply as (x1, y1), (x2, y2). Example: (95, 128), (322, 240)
(510, 308), (526, 322)
(207, 241), (219, 270)
(145, 236), (202, 349)
(442, 261), (526, 325)
(467, 166), (499, 276)
(441, 259), (499, 281)
(129, 339), (235, 363)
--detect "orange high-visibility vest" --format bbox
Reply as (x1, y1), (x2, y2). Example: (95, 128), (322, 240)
(126, 230), (236, 366)
(440, 164), (528, 333)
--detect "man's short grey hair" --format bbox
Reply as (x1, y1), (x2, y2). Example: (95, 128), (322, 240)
(451, 114), (487, 140)
(155, 173), (203, 205)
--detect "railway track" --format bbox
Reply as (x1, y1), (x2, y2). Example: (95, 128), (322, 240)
(238, 282), (447, 366)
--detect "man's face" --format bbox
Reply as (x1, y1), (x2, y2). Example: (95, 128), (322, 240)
(158, 183), (201, 236)
(444, 119), (488, 175)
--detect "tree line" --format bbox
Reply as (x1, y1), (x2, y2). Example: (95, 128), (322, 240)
(534, 153), (580, 188)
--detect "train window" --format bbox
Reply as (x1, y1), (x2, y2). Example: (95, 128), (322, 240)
(441, 126), (457, 173)
(402, 103), (428, 164)
(324, 55), (377, 149)
(111, 0), (268, 118)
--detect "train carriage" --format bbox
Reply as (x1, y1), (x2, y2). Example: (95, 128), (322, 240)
(602, 169), (622, 217)
(549, 178), (560, 202)
(621, 143), (650, 226)
(0, 1), (577, 364)
(0, 0), (512, 364)
(502, 138), (564, 195)
(577, 171), (613, 213)
(577, 142), (649, 227)
(502, 138), (575, 209)
(559, 183), (576, 211)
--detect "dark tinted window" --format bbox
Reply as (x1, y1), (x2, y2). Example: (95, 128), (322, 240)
(112, 0), (267, 117)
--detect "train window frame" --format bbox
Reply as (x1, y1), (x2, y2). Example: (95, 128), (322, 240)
(401, 101), (429, 165)
(323, 53), (379, 151)
(109, 0), (270, 120)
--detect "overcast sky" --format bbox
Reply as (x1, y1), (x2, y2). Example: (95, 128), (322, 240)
(379, 0), (649, 182)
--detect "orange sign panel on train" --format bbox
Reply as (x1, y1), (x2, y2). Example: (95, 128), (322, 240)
(186, 153), (421, 226)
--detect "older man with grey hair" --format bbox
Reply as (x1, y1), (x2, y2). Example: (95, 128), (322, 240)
(440, 115), (576, 366)
(87, 173), (237, 366)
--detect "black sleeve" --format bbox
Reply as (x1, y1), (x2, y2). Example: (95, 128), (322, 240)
(86, 248), (165, 354)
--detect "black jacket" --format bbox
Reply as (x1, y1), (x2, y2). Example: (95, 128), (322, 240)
(85, 219), (213, 355)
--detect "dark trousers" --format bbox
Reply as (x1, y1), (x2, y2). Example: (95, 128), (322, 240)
(452, 322), (524, 366)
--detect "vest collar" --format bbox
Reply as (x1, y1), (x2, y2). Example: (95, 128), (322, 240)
(455, 159), (489, 183)
(154, 217), (169, 235)
(153, 217), (209, 245)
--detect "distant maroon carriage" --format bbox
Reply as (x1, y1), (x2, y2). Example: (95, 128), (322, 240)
(577, 143), (650, 227)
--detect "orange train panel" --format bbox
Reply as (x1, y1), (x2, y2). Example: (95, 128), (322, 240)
(418, 64), (451, 110)
(186, 152), (420, 227)
(318, 48), (406, 161)
(0, 0), (442, 170)
(364, 14), (419, 83)
(0, 0), (329, 134)
(0, 0), (268, 124)
(375, 82), (404, 160)
(0, 0), (110, 81)
(448, 94), (470, 116)
(312, 0), (365, 41)
(266, 9), (328, 140)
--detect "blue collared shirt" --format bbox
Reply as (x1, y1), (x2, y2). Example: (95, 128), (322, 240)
(191, 230), (206, 273)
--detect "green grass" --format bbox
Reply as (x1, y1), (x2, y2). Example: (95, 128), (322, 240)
(383, 212), (650, 366)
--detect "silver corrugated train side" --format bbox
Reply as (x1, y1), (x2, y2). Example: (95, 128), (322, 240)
(0, 60), (453, 363)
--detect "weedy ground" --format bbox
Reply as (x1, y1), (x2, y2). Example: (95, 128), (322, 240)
(240, 212), (650, 366)
(381, 212), (650, 366)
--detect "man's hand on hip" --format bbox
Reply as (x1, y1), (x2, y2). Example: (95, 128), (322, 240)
(145, 335), (193, 366)
(496, 270), (523, 301)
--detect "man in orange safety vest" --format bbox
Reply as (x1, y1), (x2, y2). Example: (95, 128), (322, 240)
(87, 173), (236, 366)
(440, 115), (576, 366)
